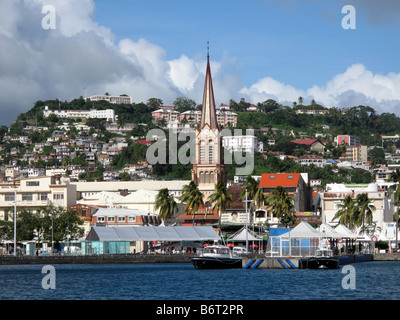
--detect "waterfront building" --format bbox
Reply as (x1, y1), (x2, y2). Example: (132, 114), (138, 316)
(90, 208), (161, 227)
(0, 176), (76, 220)
(258, 173), (312, 225)
(320, 183), (394, 232)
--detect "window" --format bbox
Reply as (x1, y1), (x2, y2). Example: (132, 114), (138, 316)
(97, 216), (105, 222)
(53, 193), (64, 200)
(108, 216), (115, 222)
(208, 140), (214, 163)
(118, 216), (126, 222)
(200, 172), (204, 184)
(200, 140), (206, 164)
(128, 216), (136, 222)
(269, 175), (275, 179)
(287, 175), (294, 179)
(5, 194), (15, 202)
(210, 171), (214, 184)
(22, 194), (33, 201)
(39, 193), (48, 201)
(27, 181), (40, 186)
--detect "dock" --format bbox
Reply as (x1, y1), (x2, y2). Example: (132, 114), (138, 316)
(241, 253), (400, 269)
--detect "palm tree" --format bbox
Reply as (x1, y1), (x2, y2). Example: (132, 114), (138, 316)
(388, 169), (400, 249)
(332, 195), (356, 228)
(240, 176), (258, 201)
(179, 181), (204, 226)
(155, 188), (178, 223)
(209, 181), (232, 231)
(253, 187), (265, 209)
(354, 193), (376, 229)
(266, 186), (294, 227)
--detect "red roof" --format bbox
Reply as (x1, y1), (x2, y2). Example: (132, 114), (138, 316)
(259, 173), (301, 188)
(136, 140), (153, 145)
(291, 139), (321, 146)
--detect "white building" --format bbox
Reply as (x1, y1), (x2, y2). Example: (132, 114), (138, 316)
(43, 106), (116, 122)
(0, 176), (77, 220)
(222, 135), (262, 153)
(89, 95), (133, 104)
(320, 183), (394, 232)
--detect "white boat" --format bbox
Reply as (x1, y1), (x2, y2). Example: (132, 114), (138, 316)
(191, 242), (243, 269)
(304, 240), (339, 269)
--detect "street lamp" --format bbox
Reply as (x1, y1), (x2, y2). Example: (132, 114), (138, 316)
(13, 185), (16, 256)
(242, 190), (253, 253)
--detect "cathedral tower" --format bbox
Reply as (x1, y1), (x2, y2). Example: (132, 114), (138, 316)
(191, 49), (226, 198)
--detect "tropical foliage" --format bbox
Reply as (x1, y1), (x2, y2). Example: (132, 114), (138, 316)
(331, 193), (376, 232)
(265, 186), (295, 227)
(154, 188), (178, 223)
(209, 181), (232, 230)
(0, 206), (84, 248)
(179, 181), (204, 225)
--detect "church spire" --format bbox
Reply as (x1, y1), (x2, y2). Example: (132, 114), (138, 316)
(200, 44), (218, 130)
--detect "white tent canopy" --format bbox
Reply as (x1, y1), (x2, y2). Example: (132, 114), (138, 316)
(227, 227), (262, 242)
(278, 221), (325, 238)
(334, 224), (358, 239)
(318, 223), (349, 239)
(87, 226), (221, 242)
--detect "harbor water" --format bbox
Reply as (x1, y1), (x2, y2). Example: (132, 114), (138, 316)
(0, 261), (399, 300)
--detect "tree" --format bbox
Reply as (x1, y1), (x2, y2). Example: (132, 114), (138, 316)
(179, 181), (204, 226)
(173, 97), (196, 112)
(155, 188), (178, 223)
(387, 169), (400, 248)
(41, 206), (84, 252)
(266, 186), (294, 227)
(147, 98), (163, 109)
(332, 195), (356, 228)
(240, 176), (258, 201)
(209, 181), (232, 231)
(354, 193), (376, 229)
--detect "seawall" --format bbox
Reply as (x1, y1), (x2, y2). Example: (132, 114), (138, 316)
(0, 254), (193, 265)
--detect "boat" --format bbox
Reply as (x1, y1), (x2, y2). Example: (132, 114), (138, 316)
(304, 241), (340, 269)
(191, 242), (243, 269)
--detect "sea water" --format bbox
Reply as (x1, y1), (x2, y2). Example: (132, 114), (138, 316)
(0, 261), (399, 300)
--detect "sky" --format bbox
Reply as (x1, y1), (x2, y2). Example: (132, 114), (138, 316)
(1, 0), (400, 126)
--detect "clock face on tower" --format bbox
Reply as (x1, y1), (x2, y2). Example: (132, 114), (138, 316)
(204, 129), (210, 135)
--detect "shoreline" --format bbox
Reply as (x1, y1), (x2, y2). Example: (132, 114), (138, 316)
(1, 253), (399, 265)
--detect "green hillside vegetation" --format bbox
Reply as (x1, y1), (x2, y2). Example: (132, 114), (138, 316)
(4, 96), (399, 185)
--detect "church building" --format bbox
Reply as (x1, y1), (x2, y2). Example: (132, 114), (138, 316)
(191, 49), (226, 201)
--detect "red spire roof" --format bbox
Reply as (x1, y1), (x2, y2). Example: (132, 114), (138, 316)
(200, 54), (218, 130)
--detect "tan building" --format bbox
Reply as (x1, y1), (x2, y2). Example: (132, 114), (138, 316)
(0, 176), (77, 220)
(320, 183), (394, 232)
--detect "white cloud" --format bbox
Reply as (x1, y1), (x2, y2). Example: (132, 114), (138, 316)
(239, 63), (400, 114)
(1, 0), (400, 126)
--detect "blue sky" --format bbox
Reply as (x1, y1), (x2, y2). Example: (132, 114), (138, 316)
(1, 0), (400, 126)
(93, 0), (400, 91)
